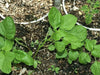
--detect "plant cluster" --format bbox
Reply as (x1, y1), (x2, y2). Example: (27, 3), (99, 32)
(48, 65), (60, 74)
(48, 7), (100, 75)
(0, 5), (100, 75)
(81, 0), (100, 24)
(0, 17), (38, 74)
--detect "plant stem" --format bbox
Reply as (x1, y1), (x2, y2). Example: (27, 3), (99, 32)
(33, 35), (48, 59)
(15, 38), (30, 51)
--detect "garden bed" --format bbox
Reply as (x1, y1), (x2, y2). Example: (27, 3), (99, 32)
(0, 0), (100, 75)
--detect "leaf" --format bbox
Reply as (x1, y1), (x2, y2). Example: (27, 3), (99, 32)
(71, 42), (84, 49)
(91, 45), (100, 57)
(55, 41), (66, 53)
(0, 52), (15, 74)
(93, 1), (100, 8)
(56, 50), (67, 59)
(55, 67), (60, 73)
(48, 44), (55, 51)
(79, 52), (91, 64)
(68, 58), (72, 64)
(91, 9), (99, 14)
(13, 50), (34, 66)
(52, 29), (66, 41)
(63, 25), (87, 49)
(90, 61), (100, 75)
(2, 39), (14, 51)
(48, 7), (61, 29)
(0, 37), (4, 49)
(60, 14), (77, 30)
(66, 25), (87, 42)
(86, 0), (91, 3)
(85, 14), (93, 24)
(85, 39), (97, 51)
(68, 50), (79, 61)
(0, 17), (16, 39)
(81, 5), (89, 13)
(47, 27), (54, 36)
(33, 60), (38, 68)
(27, 51), (33, 56)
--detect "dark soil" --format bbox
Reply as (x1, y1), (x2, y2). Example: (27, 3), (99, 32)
(0, 0), (100, 75)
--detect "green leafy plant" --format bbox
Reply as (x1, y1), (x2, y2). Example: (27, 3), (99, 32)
(47, 7), (100, 75)
(48, 65), (60, 74)
(81, 0), (100, 24)
(30, 40), (39, 47)
(0, 17), (38, 74)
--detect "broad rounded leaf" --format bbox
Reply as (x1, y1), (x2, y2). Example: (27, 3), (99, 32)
(55, 41), (66, 53)
(13, 50), (34, 66)
(67, 25), (87, 42)
(68, 50), (79, 61)
(71, 42), (84, 49)
(0, 52), (15, 74)
(79, 52), (91, 64)
(48, 44), (55, 51)
(91, 45), (100, 57)
(60, 14), (77, 30)
(52, 29), (66, 41)
(2, 39), (14, 51)
(90, 61), (100, 75)
(85, 39), (97, 51)
(56, 50), (67, 59)
(48, 7), (61, 29)
(0, 17), (16, 39)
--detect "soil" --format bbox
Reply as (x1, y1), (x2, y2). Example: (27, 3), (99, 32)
(0, 0), (100, 75)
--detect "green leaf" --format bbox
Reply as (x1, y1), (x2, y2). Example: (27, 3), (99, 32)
(48, 44), (55, 51)
(48, 7), (61, 29)
(86, 0), (91, 3)
(47, 27), (54, 36)
(91, 9), (99, 14)
(90, 61), (100, 75)
(55, 41), (66, 53)
(0, 52), (15, 74)
(91, 45), (100, 57)
(0, 37), (4, 49)
(81, 5), (89, 12)
(66, 25), (87, 42)
(63, 33), (79, 43)
(93, 1), (100, 8)
(79, 52), (91, 64)
(2, 39), (14, 51)
(56, 50), (67, 59)
(85, 14), (93, 24)
(52, 29), (66, 41)
(27, 51), (33, 56)
(13, 50), (34, 66)
(85, 39), (97, 51)
(68, 50), (79, 61)
(33, 60), (38, 68)
(71, 42), (84, 49)
(60, 14), (77, 30)
(68, 58), (72, 64)
(0, 17), (16, 39)
(55, 67), (60, 73)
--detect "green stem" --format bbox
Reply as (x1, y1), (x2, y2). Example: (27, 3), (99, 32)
(15, 38), (30, 51)
(33, 35), (48, 59)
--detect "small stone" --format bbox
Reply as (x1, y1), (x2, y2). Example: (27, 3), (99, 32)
(79, 11), (82, 15)
(72, 6), (79, 11)
(5, 3), (9, 8)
